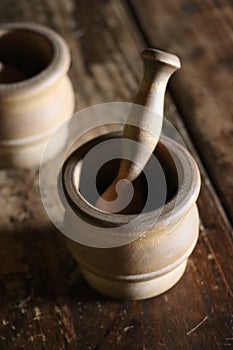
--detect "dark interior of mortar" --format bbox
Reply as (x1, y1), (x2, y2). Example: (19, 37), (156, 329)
(78, 135), (179, 215)
(0, 29), (53, 83)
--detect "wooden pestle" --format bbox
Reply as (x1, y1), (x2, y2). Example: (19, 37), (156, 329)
(96, 49), (181, 213)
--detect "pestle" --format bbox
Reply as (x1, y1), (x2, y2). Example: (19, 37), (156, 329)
(96, 49), (181, 213)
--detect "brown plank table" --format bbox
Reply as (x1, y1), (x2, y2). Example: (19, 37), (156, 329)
(0, 1), (232, 349)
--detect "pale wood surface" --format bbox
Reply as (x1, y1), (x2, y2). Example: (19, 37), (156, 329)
(0, 0), (232, 349)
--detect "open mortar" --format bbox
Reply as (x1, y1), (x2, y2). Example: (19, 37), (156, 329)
(0, 22), (74, 168)
(62, 128), (201, 300)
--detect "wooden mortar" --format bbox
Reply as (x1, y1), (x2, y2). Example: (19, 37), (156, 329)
(0, 22), (75, 169)
(62, 129), (201, 300)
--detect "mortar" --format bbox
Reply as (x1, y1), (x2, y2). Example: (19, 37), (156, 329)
(0, 22), (74, 168)
(62, 129), (201, 300)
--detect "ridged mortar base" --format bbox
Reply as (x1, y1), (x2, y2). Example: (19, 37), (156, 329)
(0, 137), (51, 169)
(81, 259), (187, 300)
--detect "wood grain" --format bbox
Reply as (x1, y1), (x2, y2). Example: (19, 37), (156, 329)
(128, 0), (233, 223)
(0, 0), (232, 349)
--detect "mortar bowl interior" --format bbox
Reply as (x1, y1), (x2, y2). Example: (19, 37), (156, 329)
(62, 131), (200, 229)
(0, 28), (53, 83)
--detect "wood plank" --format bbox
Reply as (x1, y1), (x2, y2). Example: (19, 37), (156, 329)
(0, 0), (232, 349)
(128, 0), (233, 223)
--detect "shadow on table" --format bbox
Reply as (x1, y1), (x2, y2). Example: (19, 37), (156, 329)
(0, 222), (108, 305)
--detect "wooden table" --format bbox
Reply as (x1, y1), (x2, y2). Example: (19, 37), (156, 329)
(0, 1), (232, 349)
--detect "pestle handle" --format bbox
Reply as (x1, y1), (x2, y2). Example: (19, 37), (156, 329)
(118, 48), (181, 181)
(96, 49), (181, 212)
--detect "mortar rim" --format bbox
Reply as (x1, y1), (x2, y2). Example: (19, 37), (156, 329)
(62, 132), (201, 231)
